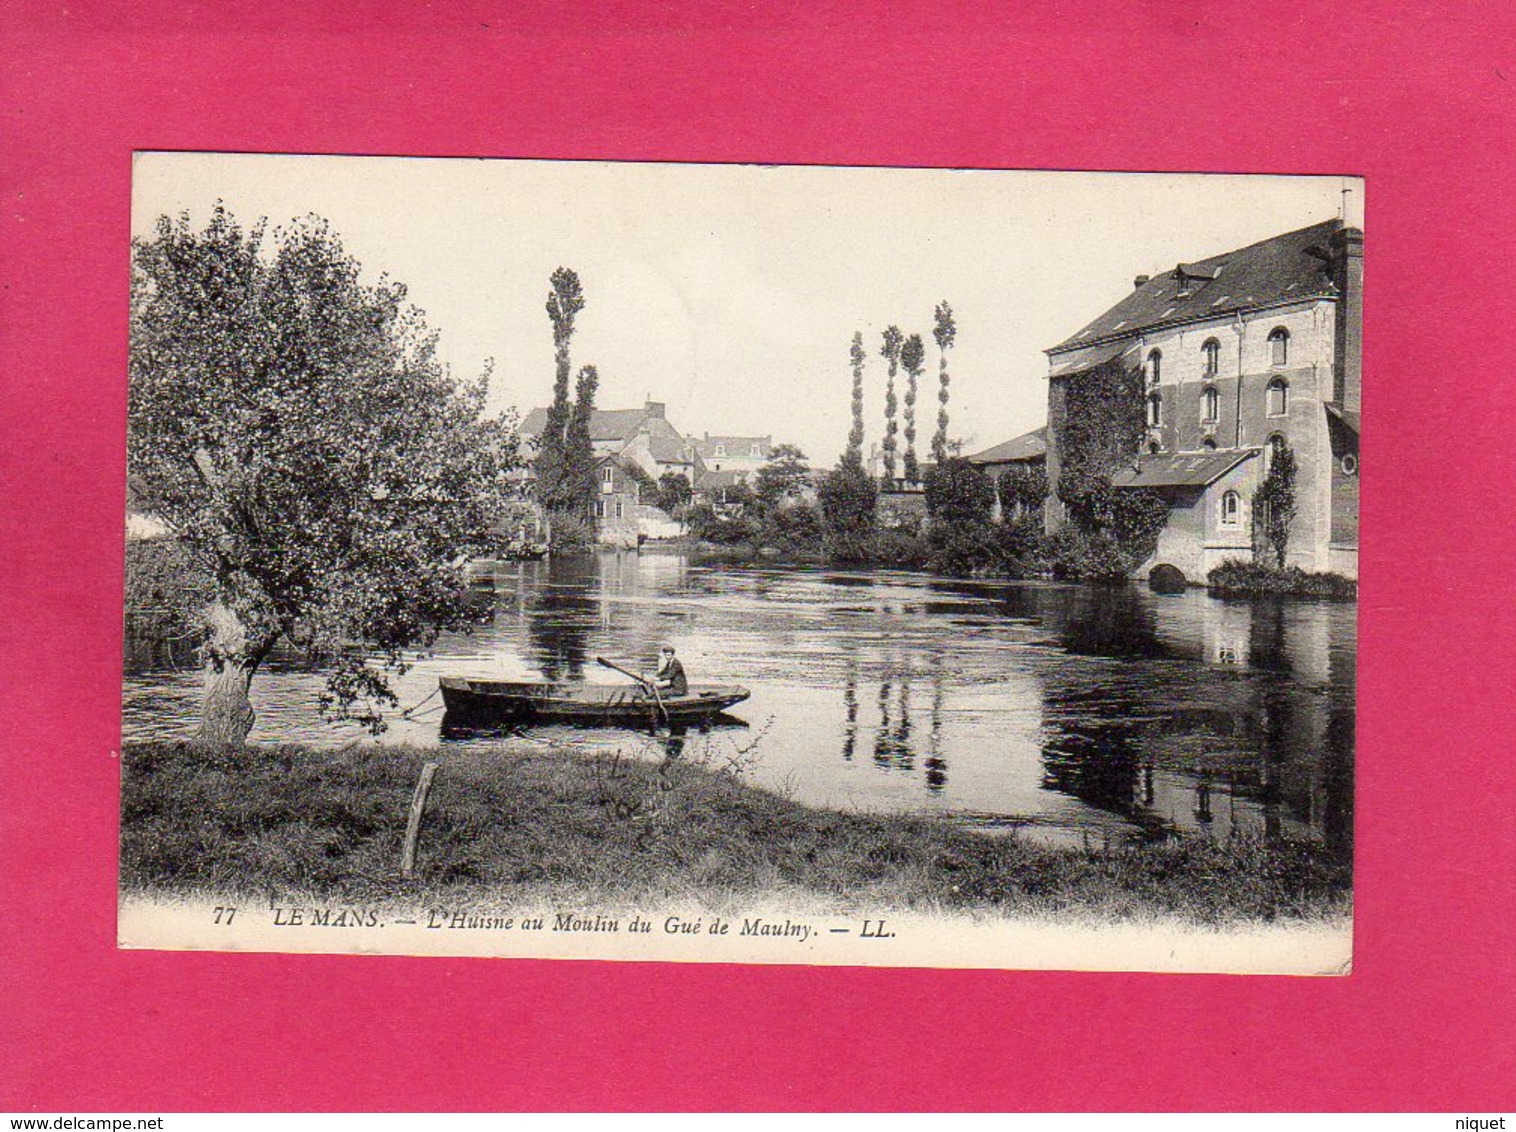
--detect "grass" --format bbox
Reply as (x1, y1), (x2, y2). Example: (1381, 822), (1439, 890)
(119, 740), (1351, 926)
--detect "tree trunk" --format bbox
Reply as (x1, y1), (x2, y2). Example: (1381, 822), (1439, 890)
(197, 601), (273, 745)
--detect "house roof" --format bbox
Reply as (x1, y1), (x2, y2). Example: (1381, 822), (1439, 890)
(520, 403), (696, 465)
(1111, 448), (1257, 489)
(695, 468), (746, 490)
(1049, 220), (1341, 354)
(967, 426), (1047, 466)
(1048, 339), (1139, 378)
(693, 435), (772, 458)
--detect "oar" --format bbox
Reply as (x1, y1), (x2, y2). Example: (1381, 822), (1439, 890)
(596, 656), (669, 726)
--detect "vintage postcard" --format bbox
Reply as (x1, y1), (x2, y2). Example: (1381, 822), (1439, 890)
(119, 154), (1359, 973)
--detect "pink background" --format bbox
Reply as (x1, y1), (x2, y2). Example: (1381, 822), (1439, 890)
(3, 0), (1513, 1111)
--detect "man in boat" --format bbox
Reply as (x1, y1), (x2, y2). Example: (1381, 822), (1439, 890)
(651, 644), (688, 697)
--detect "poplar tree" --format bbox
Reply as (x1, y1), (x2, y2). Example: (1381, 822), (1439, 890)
(932, 302), (956, 465)
(900, 333), (925, 485)
(880, 325), (903, 486)
(536, 267), (585, 512)
(562, 363), (600, 513)
(845, 331), (866, 470)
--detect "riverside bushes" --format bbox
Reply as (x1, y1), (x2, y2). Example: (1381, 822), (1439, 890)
(1207, 559), (1357, 599)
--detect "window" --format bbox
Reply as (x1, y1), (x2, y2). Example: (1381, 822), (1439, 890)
(595, 500), (606, 519)
(1202, 438), (1217, 451)
(1266, 378), (1289, 416)
(1268, 327), (1290, 367)
(1202, 386), (1220, 423)
(1148, 440), (1162, 454)
(1146, 392), (1162, 428)
(1220, 490), (1241, 527)
(615, 500), (624, 519)
(1341, 453), (1358, 476)
(750, 444), (761, 456)
(1202, 338), (1220, 377)
(601, 465), (614, 485)
(714, 444), (726, 457)
(1147, 349), (1162, 386)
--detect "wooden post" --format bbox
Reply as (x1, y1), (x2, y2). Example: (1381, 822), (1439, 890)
(401, 762), (438, 877)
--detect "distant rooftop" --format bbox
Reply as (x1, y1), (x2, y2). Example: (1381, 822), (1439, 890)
(966, 426), (1047, 466)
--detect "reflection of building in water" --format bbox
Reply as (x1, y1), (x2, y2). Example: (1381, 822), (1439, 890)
(1032, 583), (1353, 858)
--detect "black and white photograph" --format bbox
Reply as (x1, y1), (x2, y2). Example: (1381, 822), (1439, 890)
(119, 155), (1360, 973)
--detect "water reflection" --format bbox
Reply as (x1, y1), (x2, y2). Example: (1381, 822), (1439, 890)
(123, 553), (1354, 856)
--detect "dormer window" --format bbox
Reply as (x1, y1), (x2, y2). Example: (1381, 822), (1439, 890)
(1147, 349), (1162, 387)
(1268, 327), (1290, 367)
(714, 444), (726, 457)
(1202, 338), (1221, 378)
(750, 444), (761, 457)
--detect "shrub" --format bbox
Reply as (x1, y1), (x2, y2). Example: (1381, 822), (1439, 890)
(761, 502), (825, 554)
(547, 511), (596, 553)
(870, 529), (931, 569)
(818, 463), (878, 550)
(927, 522), (1001, 576)
(1044, 526), (1131, 582)
(924, 457), (995, 525)
(1207, 559), (1357, 600)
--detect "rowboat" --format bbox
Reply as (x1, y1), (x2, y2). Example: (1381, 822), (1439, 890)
(438, 676), (751, 726)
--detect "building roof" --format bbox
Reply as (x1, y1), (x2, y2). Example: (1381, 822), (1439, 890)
(1050, 220), (1341, 354)
(1111, 449), (1257, 489)
(695, 468), (747, 491)
(520, 402), (696, 465)
(692, 435), (772, 459)
(967, 426), (1047, 466)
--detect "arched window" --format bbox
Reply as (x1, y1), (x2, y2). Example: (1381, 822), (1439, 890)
(1148, 440), (1162, 455)
(1202, 438), (1217, 451)
(1266, 378), (1289, 416)
(1202, 338), (1221, 378)
(1202, 386), (1220, 423)
(1268, 327), (1290, 367)
(1220, 490), (1241, 527)
(1146, 392), (1162, 428)
(1147, 349), (1162, 386)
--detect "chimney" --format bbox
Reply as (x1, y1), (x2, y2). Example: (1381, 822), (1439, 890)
(1133, 274), (1150, 290)
(1330, 223), (1363, 414)
(644, 400), (665, 419)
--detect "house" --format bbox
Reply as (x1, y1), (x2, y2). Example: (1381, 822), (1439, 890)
(589, 456), (643, 548)
(519, 400), (701, 485)
(1043, 218), (1361, 582)
(690, 433), (772, 480)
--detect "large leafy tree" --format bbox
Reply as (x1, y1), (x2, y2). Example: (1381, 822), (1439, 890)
(754, 443), (811, 511)
(931, 302), (956, 465)
(879, 325), (903, 486)
(900, 333), (925, 484)
(535, 267), (585, 513)
(129, 206), (519, 742)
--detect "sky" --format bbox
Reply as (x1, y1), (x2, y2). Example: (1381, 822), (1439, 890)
(131, 154), (1360, 464)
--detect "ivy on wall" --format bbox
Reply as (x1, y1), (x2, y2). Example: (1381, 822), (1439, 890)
(1050, 359), (1171, 576)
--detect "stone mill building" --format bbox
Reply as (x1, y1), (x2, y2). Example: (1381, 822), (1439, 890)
(1043, 218), (1362, 583)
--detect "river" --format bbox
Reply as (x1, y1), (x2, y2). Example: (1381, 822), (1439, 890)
(122, 552), (1355, 857)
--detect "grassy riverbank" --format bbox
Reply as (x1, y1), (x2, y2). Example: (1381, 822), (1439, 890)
(120, 741), (1350, 925)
